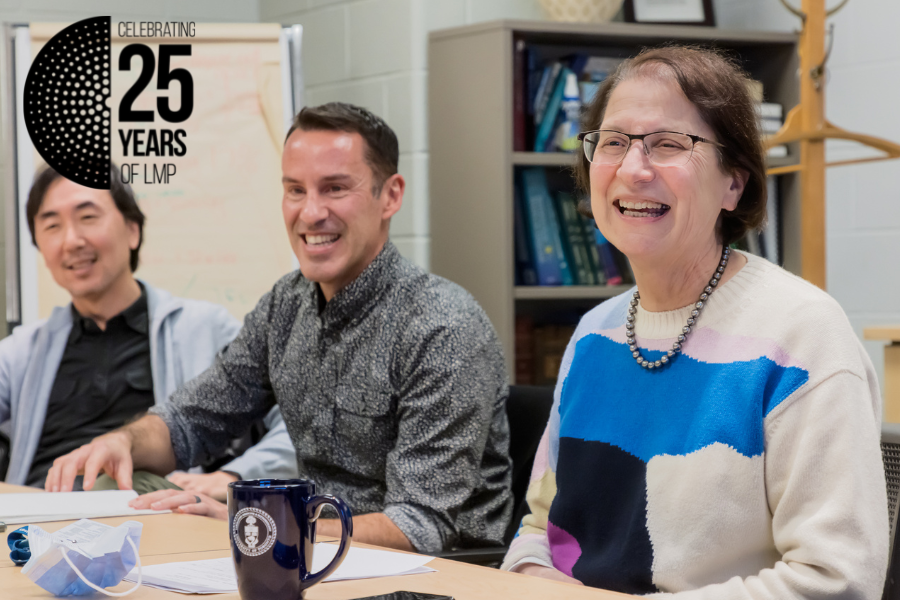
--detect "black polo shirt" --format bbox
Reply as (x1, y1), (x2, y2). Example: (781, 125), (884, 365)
(26, 286), (155, 487)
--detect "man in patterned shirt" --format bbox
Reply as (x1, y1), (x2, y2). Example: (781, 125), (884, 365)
(47, 103), (512, 553)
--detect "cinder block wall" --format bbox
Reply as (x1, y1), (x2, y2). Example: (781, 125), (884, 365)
(260, 0), (544, 269)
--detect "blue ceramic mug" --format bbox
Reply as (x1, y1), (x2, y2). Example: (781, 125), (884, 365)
(228, 479), (353, 600)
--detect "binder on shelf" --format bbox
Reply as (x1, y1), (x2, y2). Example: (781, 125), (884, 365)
(534, 67), (573, 152)
(519, 168), (573, 286)
(577, 212), (606, 285)
(554, 192), (595, 285)
(514, 185), (538, 286)
(592, 228), (624, 285)
(763, 176), (780, 264)
(513, 40), (527, 152)
(533, 62), (562, 128)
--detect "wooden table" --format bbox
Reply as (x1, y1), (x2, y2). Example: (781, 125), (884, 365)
(0, 484), (632, 599)
(864, 326), (900, 423)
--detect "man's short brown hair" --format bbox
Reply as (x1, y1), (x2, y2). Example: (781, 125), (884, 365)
(285, 102), (399, 196)
(575, 46), (768, 246)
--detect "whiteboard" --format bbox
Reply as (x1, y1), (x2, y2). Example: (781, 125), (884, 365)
(9, 23), (303, 325)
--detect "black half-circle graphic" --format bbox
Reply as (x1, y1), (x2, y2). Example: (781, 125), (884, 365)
(24, 16), (111, 189)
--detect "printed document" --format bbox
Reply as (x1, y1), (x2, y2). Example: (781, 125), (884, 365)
(0, 490), (169, 524)
(123, 544), (437, 594)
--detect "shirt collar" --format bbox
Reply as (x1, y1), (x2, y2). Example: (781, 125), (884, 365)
(70, 282), (149, 340)
(316, 240), (402, 327)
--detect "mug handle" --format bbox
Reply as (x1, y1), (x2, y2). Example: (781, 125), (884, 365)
(301, 495), (353, 587)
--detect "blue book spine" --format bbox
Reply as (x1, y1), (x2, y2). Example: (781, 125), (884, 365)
(514, 185), (538, 286)
(520, 168), (573, 286)
(534, 67), (572, 153)
(593, 229), (623, 285)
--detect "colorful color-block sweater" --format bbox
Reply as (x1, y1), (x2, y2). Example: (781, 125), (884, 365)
(501, 252), (888, 599)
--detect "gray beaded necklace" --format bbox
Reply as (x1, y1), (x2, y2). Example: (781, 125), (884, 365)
(626, 246), (731, 370)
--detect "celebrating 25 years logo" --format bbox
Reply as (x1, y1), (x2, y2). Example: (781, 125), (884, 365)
(24, 16), (193, 190)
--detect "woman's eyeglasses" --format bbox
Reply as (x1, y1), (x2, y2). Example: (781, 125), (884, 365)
(577, 130), (722, 167)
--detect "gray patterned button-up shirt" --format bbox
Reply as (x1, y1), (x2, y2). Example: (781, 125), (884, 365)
(153, 242), (512, 552)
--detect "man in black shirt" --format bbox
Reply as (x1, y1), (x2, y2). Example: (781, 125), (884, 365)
(27, 284), (155, 486)
(0, 165), (294, 490)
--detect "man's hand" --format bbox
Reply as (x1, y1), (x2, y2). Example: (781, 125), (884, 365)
(129, 489), (228, 520)
(517, 564), (584, 586)
(45, 430), (134, 492)
(166, 471), (238, 502)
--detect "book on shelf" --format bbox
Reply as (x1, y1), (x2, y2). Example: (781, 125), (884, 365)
(514, 184), (538, 286)
(519, 168), (573, 286)
(533, 324), (576, 385)
(515, 169), (636, 288)
(516, 47), (625, 153)
(763, 176), (780, 264)
(737, 176), (780, 265)
(554, 191), (596, 285)
(534, 66), (573, 152)
(514, 40), (527, 152)
(515, 315), (535, 385)
(592, 228), (624, 285)
(577, 211), (607, 286)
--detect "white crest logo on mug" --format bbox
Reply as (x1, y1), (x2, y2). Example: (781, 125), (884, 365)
(232, 508), (277, 557)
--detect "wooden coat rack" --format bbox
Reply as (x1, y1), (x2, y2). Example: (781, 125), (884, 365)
(764, 0), (900, 289)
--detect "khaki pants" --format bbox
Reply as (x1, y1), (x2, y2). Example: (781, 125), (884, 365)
(92, 471), (182, 495)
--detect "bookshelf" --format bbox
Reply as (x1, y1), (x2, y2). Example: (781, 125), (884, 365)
(428, 20), (799, 380)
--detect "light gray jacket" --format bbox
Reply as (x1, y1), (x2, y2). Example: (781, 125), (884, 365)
(0, 282), (297, 485)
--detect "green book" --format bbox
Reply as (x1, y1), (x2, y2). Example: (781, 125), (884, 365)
(577, 210), (606, 286)
(554, 192), (595, 285)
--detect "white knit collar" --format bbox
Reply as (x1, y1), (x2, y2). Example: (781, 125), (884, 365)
(633, 250), (772, 340)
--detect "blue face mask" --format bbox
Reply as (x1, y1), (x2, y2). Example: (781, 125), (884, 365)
(18, 519), (143, 597)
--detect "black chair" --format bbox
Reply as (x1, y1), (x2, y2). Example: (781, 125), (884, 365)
(0, 430), (9, 481)
(882, 423), (900, 600)
(433, 384), (555, 566)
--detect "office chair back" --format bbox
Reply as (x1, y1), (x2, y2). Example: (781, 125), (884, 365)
(882, 422), (900, 600)
(428, 384), (555, 566)
(505, 384), (555, 543)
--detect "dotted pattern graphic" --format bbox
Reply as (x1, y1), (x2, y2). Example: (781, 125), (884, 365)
(24, 17), (111, 189)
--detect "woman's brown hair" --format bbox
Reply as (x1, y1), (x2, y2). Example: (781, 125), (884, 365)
(575, 46), (768, 246)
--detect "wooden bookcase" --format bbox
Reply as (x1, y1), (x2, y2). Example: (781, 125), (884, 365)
(428, 20), (799, 379)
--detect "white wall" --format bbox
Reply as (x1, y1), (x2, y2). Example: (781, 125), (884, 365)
(717, 0), (900, 397)
(260, 0), (544, 269)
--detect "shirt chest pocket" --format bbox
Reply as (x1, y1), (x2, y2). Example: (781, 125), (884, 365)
(125, 366), (153, 393)
(332, 387), (397, 476)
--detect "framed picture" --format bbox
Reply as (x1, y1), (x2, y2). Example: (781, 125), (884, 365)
(624, 0), (716, 27)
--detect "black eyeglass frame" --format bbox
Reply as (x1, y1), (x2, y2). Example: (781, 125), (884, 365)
(576, 129), (724, 164)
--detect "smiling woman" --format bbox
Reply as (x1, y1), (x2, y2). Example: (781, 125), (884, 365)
(502, 46), (889, 600)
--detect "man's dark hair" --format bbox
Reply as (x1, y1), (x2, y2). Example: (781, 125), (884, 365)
(285, 102), (399, 196)
(575, 45), (768, 246)
(27, 163), (145, 272)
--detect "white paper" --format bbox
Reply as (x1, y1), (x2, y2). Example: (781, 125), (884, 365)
(312, 543), (437, 582)
(123, 543), (437, 594)
(0, 490), (169, 524)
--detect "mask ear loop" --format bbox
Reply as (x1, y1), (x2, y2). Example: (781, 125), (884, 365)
(58, 536), (142, 597)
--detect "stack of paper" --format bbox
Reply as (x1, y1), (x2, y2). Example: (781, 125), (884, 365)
(0, 490), (169, 524)
(124, 544), (436, 594)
